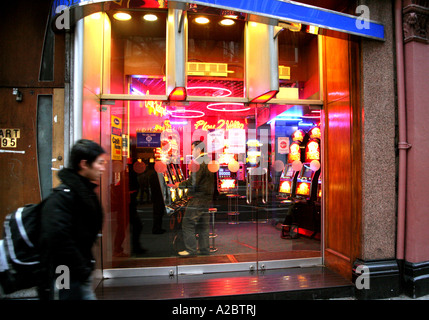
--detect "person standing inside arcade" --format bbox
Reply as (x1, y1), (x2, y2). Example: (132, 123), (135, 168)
(38, 139), (106, 300)
(174, 141), (214, 256)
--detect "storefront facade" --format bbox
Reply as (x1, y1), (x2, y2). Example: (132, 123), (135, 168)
(1, 0), (429, 299)
(62, 0), (385, 291)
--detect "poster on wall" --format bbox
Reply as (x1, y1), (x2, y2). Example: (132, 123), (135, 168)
(227, 128), (246, 154)
(137, 132), (161, 148)
(207, 129), (224, 153)
(278, 137), (290, 154)
(111, 116), (122, 161)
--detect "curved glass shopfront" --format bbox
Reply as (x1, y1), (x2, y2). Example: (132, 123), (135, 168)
(75, 3), (325, 277)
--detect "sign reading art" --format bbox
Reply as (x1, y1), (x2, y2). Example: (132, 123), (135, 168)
(0, 129), (20, 148)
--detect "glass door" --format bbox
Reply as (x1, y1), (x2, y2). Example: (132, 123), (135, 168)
(251, 104), (322, 270)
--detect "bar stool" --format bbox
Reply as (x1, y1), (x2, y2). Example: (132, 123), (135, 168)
(226, 194), (240, 225)
(208, 208), (218, 252)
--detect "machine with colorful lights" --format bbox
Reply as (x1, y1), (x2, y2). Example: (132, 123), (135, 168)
(162, 162), (189, 215)
(217, 153), (238, 194)
(294, 126), (321, 201)
(281, 126), (322, 239)
(278, 129), (306, 200)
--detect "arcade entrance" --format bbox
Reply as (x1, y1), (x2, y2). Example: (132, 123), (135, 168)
(100, 99), (323, 276)
(78, 4), (331, 277)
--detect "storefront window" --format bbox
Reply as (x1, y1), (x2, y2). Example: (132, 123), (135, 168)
(276, 26), (320, 101)
(97, 7), (322, 273)
(106, 10), (167, 96)
(187, 13), (245, 98)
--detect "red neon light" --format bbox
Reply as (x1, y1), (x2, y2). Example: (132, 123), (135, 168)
(250, 90), (278, 103)
(169, 87), (187, 101)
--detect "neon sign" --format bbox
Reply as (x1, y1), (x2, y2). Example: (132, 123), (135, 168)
(143, 93), (167, 117)
(194, 119), (245, 131)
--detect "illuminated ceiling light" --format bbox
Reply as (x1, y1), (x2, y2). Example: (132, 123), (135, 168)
(221, 10), (239, 19)
(168, 87), (187, 101)
(195, 16), (210, 24)
(219, 19), (235, 26)
(169, 110), (205, 118)
(90, 12), (102, 20)
(207, 103), (250, 112)
(143, 13), (158, 21)
(250, 90), (278, 103)
(306, 25), (319, 35)
(113, 12), (132, 21)
(187, 86), (232, 97)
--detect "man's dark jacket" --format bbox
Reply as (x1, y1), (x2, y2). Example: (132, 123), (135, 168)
(39, 168), (104, 283)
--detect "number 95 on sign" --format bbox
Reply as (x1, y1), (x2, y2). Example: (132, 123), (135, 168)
(1, 129), (20, 148)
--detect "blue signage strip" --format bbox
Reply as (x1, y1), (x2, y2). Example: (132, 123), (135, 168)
(178, 0), (385, 41)
(53, 0), (384, 41)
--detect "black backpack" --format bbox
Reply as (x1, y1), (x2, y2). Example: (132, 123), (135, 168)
(0, 200), (48, 295)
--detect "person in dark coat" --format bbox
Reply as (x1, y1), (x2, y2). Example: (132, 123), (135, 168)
(174, 141), (214, 256)
(38, 139), (106, 300)
(147, 161), (166, 234)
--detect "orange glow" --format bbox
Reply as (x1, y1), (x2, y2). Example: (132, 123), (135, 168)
(296, 182), (310, 196)
(169, 87), (187, 101)
(306, 25), (319, 34)
(292, 130), (305, 142)
(220, 179), (236, 189)
(305, 140), (320, 161)
(250, 90), (278, 103)
(279, 181), (291, 194)
(309, 127), (321, 139)
(288, 142), (301, 163)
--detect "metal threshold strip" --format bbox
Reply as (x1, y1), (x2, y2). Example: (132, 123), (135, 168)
(102, 257), (323, 278)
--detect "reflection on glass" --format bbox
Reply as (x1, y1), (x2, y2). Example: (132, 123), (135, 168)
(187, 13), (245, 98)
(277, 29), (320, 100)
(108, 10), (167, 95)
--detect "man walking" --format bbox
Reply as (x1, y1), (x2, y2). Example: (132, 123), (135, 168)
(38, 139), (106, 300)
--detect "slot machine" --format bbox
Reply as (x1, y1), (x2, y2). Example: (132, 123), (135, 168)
(217, 153), (238, 194)
(295, 125), (321, 202)
(278, 129), (306, 201)
(281, 126), (321, 238)
(161, 164), (175, 205)
(278, 164), (298, 200)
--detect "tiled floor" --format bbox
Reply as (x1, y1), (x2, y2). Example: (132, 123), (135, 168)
(95, 266), (354, 300)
